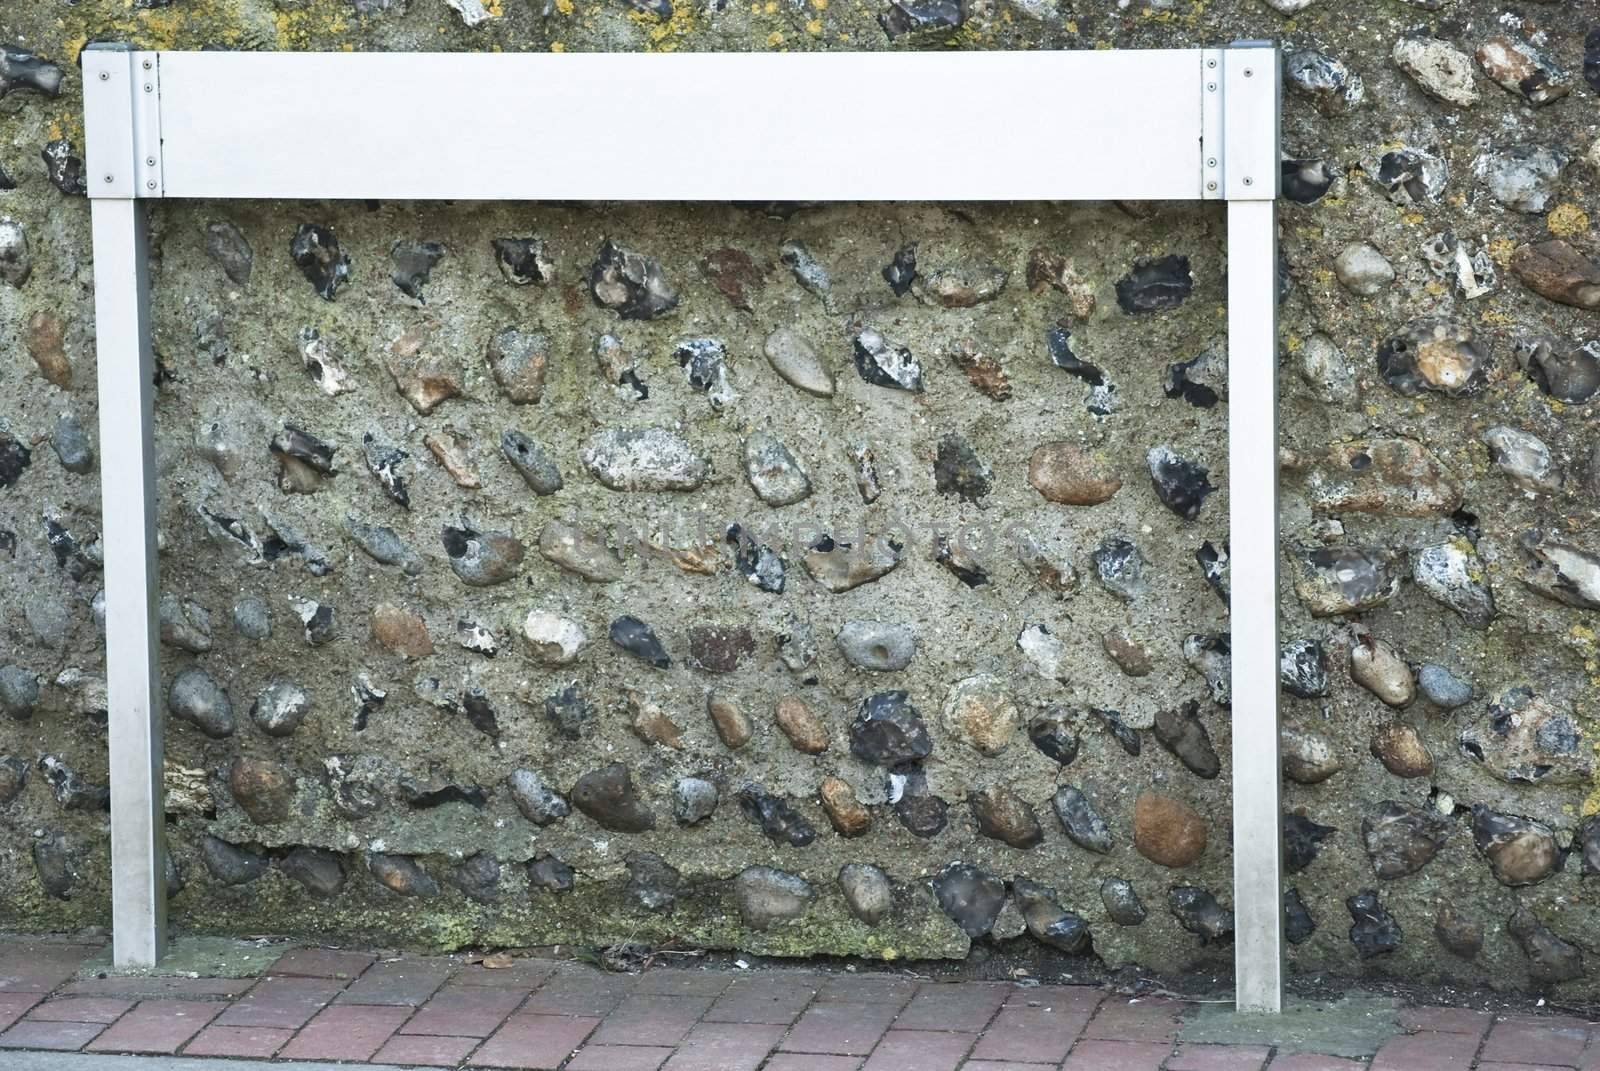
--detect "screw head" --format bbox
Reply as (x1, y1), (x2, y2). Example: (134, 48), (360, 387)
(1206, 157), (1218, 168)
(1207, 81), (1217, 91)
(1244, 67), (1254, 77)
(146, 180), (157, 190)
(1243, 176), (1254, 186)
(146, 157), (156, 167)
(103, 174), (114, 184)
(142, 60), (152, 70)
(1207, 181), (1218, 191)
(144, 83), (153, 92)
(98, 71), (109, 81)
(1206, 58), (1217, 69)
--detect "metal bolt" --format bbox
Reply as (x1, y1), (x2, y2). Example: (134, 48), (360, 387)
(1206, 157), (1218, 168)
(104, 174), (114, 184)
(147, 180), (157, 190)
(144, 84), (153, 93)
(142, 60), (152, 70)
(146, 157), (156, 167)
(1206, 58), (1217, 69)
(1207, 81), (1217, 92)
(98, 71), (109, 81)
(1244, 68), (1254, 77)
(1207, 181), (1218, 192)
(1243, 176), (1254, 186)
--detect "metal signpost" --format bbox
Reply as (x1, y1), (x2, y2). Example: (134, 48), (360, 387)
(81, 44), (1283, 1012)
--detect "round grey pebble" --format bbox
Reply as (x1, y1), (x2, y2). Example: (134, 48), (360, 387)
(734, 865), (814, 930)
(0, 665), (41, 720)
(51, 414), (94, 474)
(673, 777), (718, 826)
(839, 863), (893, 926)
(744, 430), (812, 506)
(835, 621), (916, 672)
(1418, 663), (1473, 709)
(168, 666), (235, 738)
(250, 679), (311, 736)
(233, 597), (271, 639)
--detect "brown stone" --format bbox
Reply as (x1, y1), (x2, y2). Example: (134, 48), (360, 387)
(707, 692), (752, 750)
(818, 776), (871, 837)
(371, 603), (433, 659)
(775, 695), (829, 754)
(1370, 722), (1433, 778)
(1102, 628), (1155, 677)
(969, 785), (1044, 849)
(1435, 903), (1483, 960)
(940, 675), (1019, 756)
(386, 324), (463, 414)
(1133, 792), (1207, 867)
(1281, 726), (1343, 784)
(27, 311), (71, 389)
(228, 756), (295, 825)
(949, 339), (1012, 401)
(424, 428), (480, 489)
(688, 624), (756, 674)
(485, 327), (549, 404)
(700, 246), (765, 311)
(1028, 443), (1122, 505)
(1025, 248), (1097, 318)
(1510, 240), (1600, 310)
(627, 692), (684, 750)
(1293, 437), (1462, 517)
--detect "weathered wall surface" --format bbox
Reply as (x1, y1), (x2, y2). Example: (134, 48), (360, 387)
(2, 0), (1599, 996)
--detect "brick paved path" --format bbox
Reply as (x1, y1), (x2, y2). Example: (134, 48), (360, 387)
(0, 937), (1594, 1069)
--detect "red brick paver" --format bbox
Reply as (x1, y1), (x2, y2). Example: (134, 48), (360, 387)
(861, 1028), (977, 1071)
(780, 999), (900, 1056)
(1478, 1017), (1591, 1067)
(337, 957), (451, 1006)
(473, 1013), (602, 1069)
(1168, 1042), (1274, 1070)
(763, 1057), (863, 1071)
(84, 999), (221, 1053)
(970, 1003), (1092, 1064)
(0, 1018), (108, 1050)
(24, 996), (133, 1023)
(567, 1043), (676, 1070)
(1267, 1056), (1371, 1071)
(182, 1024), (295, 1058)
(267, 947), (376, 980)
(214, 977), (344, 1029)
(276, 1002), (411, 1061)
(0, 993), (40, 1032)
(371, 1031), (481, 1066)
(1061, 1038), (1174, 1070)
(662, 1021), (785, 1071)
(1369, 1030), (1481, 1071)
(400, 982), (527, 1037)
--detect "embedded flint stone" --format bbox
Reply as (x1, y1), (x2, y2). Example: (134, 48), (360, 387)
(735, 867), (814, 930)
(852, 328), (923, 391)
(1519, 532), (1600, 611)
(1182, 634), (1231, 707)
(1053, 787), (1112, 854)
(609, 615), (670, 668)
(1511, 240), (1600, 310)
(1101, 878), (1146, 925)
(934, 434), (993, 504)
(279, 847), (345, 899)
(386, 326), (462, 414)
(673, 777), (718, 825)
(589, 239), (678, 319)
(1279, 639), (1329, 699)
(1412, 540), (1494, 628)
(912, 263), (1008, 308)
(506, 768), (569, 826)
(201, 836), (267, 886)
(819, 777), (870, 836)
(1347, 889), (1400, 958)
(883, 244), (917, 295)
(362, 432), (411, 508)
(390, 239), (444, 299)
(529, 855), (574, 893)
(727, 525), (784, 593)
(738, 786), (817, 847)
(1133, 793), (1206, 867)
(369, 853), (439, 898)
(969, 786), (1043, 849)
(701, 246), (763, 310)
(501, 430), (562, 494)
(779, 239), (831, 304)
(345, 516), (423, 576)
(1362, 801), (1450, 879)
(449, 853), (501, 903)
(40, 140), (85, 196)
(1169, 887), (1232, 944)
(169, 666), (235, 738)
(543, 683), (593, 739)
(250, 679), (311, 737)
(1375, 147), (1447, 204)
(879, 0), (961, 38)
(1027, 708), (1079, 765)
(0, 45), (64, 98)
(1294, 437), (1462, 517)
(675, 337), (737, 410)
(1281, 159), (1333, 205)
(1115, 255), (1192, 313)
(1284, 888), (1315, 945)
(840, 863), (893, 925)
(493, 236), (554, 285)
(270, 425), (336, 492)
(207, 221), (253, 285)
(539, 521), (623, 583)
(0, 219), (31, 289)
(744, 430), (811, 506)
(441, 518), (524, 586)
(1289, 545), (1400, 616)
(625, 852), (680, 911)
(0, 666), (40, 720)
(1472, 806), (1559, 887)
(0, 755), (27, 804)
(892, 766), (947, 838)
(802, 534), (902, 593)
(290, 223), (350, 300)
(1459, 685), (1591, 787)
(1092, 537), (1146, 600)
(1152, 700), (1220, 779)
(849, 691), (932, 767)
(581, 427), (707, 491)
(571, 763), (654, 833)
(1284, 814), (1336, 874)
(486, 328), (550, 404)
(1517, 337), (1600, 404)
(1508, 909), (1583, 987)
(38, 756), (107, 812)
(1095, 708), (1141, 756)
(932, 863), (1004, 937)
(1435, 904), (1482, 961)
(1348, 633), (1414, 707)
(1012, 878), (1089, 953)
(1477, 35), (1570, 105)
(763, 328), (834, 397)
(1376, 319), (1486, 397)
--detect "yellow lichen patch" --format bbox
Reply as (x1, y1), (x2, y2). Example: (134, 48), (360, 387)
(1401, 211), (1425, 226)
(551, 41), (565, 51)
(767, 30), (784, 46)
(811, 0), (828, 8)
(556, 0), (574, 13)
(805, 19), (823, 34)
(1547, 203), (1590, 239)
(1488, 238), (1517, 265)
(1065, 20), (1078, 32)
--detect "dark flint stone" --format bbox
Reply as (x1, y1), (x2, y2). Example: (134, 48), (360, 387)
(39, 756), (108, 811)
(201, 836), (268, 886)
(1282, 159), (1333, 204)
(1152, 701), (1219, 779)
(727, 524), (785, 593)
(279, 847), (346, 899)
(44, 516), (95, 580)
(501, 430), (563, 495)
(1052, 786), (1113, 854)
(738, 785), (817, 847)
(270, 425), (336, 475)
(1094, 707), (1141, 756)
(441, 519), (524, 586)
(1347, 889), (1400, 958)
(399, 780), (487, 810)
(1012, 877), (1090, 953)
(852, 328), (923, 392)
(932, 862), (1005, 937)
(0, 755), (27, 804)
(1284, 813), (1337, 874)
(879, 0), (962, 38)
(390, 239), (443, 299)
(33, 833), (75, 899)
(571, 763), (655, 833)
(1147, 447), (1215, 521)
(206, 221), (253, 285)
(625, 851), (680, 911)
(290, 223), (349, 300)
(1377, 150), (1443, 204)
(40, 139), (85, 196)
(1101, 877), (1146, 925)
(448, 852), (501, 903)
(1376, 323), (1486, 398)
(1582, 815), (1600, 876)
(506, 768), (569, 826)
(1166, 355), (1220, 408)
(1362, 801), (1451, 879)
(674, 337), (731, 406)
(935, 533), (990, 588)
(892, 765), (947, 838)
(1586, 29), (1600, 94)
(544, 683), (593, 740)
(1280, 639), (1330, 699)
(1471, 805), (1560, 887)
(1284, 888), (1316, 944)
(0, 434), (30, 490)
(1115, 255), (1192, 314)
(609, 615), (670, 668)
(934, 434), (993, 504)
(883, 244), (917, 295)
(1169, 886), (1233, 945)
(1436, 905), (1483, 960)
(1093, 537), (1146, 601)
(1508, 908), (1583, 987)
(1045, 326), (1111, 414)
(688, 624), (756, 674)
(589, 239), (679, 320)
(1028, 708), (1079, 766)
(352, 676), (385, 731)
(369, 853), (439, 898)
(850, 691), (932, 767)
(492, 237), (553, 286)
(1196, 541), (1229, 602)
(0, 45), (65, 98)
(969, 787), (1044, 849)
(362, 433), (410, 508)
(674, 777), (718, 826)
(529, 855), (574, 892)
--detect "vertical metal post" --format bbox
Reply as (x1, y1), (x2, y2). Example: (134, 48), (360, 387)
(86, 42), (167, 968)
(1227, 196), (1282, 1014)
